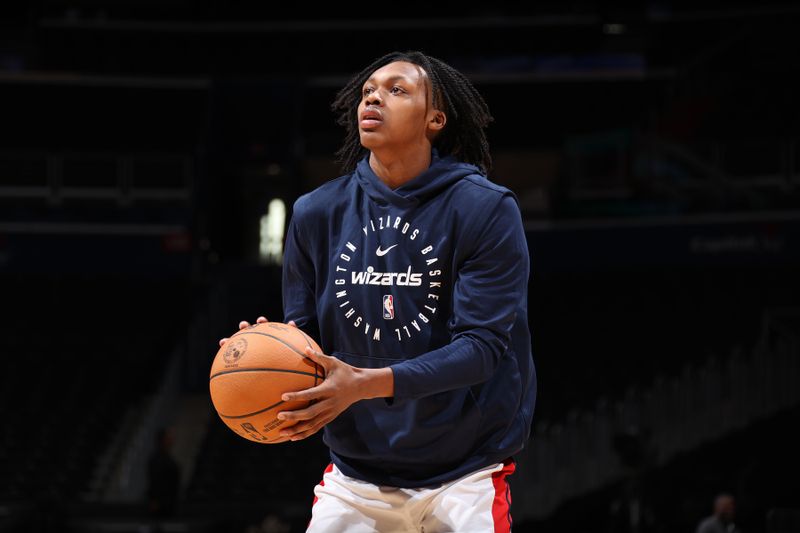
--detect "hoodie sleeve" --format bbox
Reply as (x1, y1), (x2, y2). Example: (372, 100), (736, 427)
(390, 193), (530, 400)
(282, 200), (321, 343)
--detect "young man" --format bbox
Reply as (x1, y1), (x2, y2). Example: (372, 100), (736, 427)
(223, 50), (536, 532)
(696, 493), (739, 533)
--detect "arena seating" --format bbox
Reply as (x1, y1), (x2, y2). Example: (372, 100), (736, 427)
(0, 274), (194, 528)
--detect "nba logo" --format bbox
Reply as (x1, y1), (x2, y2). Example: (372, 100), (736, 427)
(383, 295), (394, 319)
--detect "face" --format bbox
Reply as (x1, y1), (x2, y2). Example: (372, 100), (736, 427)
(715, 495), (735, 522)
(357, 60), (445, 152)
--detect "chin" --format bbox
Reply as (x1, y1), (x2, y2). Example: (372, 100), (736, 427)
(358, 133), (383, 151)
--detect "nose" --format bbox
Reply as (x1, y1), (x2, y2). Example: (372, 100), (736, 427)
(365, 90), (382, 106)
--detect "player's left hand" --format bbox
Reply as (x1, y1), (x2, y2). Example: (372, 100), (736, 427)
(276, 347), (368, 441)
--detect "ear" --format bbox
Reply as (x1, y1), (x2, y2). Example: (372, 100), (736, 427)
(428, 109), (447, 134)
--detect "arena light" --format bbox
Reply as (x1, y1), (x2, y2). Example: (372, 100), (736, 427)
(603, 23), (626, 34)
(259, 198), (286, 265)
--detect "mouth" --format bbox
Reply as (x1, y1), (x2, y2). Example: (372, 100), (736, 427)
(360, 108), (383, 129)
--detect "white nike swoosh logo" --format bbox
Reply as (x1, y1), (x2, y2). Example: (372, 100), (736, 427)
(375, 244), (399, 257)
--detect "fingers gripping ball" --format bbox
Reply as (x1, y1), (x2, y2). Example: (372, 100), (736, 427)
(209, 322), (325, 444)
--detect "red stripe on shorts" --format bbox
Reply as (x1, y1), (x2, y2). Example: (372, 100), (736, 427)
(308, 463), (335, 530)
(312, 463), (334, 506)
(491, 459), (516, 533)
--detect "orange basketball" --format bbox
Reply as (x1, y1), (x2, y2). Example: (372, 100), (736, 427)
(209, 321), (325, 444)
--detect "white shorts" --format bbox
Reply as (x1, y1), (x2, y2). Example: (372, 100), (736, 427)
(306, 460), (515, 533)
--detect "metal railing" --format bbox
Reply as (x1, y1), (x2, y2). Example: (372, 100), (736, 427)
(513, 306), (800, 521)
(0, 150), (193, 205)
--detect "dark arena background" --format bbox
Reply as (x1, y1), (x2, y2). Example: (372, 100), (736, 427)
(2, 1), (800, 532)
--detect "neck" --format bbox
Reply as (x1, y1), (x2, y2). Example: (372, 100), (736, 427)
(368, 143), (432, 189)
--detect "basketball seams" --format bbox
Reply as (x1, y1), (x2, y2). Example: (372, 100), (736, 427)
(231, 330), (310, 359)
(217, 399), (285, 419)
(294, 327), (315, 352)
(209, 367), (325, 381)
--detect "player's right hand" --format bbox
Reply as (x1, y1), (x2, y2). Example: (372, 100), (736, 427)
(218, 316), (296, 346)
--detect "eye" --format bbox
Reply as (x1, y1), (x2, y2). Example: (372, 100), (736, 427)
(390, 86), (405, 94)
(363, 87), (374, 96)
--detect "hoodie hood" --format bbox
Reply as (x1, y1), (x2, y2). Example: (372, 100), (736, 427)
(355, 149), (482, 208)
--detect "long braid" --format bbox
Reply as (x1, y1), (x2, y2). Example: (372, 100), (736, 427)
(330, 51), (494, 175)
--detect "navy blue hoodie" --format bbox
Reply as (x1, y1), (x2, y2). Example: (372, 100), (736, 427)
(282, 150), (536, 488)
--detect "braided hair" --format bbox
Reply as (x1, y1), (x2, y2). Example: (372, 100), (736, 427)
(331, 50), (494, 175)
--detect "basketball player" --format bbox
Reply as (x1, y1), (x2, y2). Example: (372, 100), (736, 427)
(222, 51), (536, 532)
